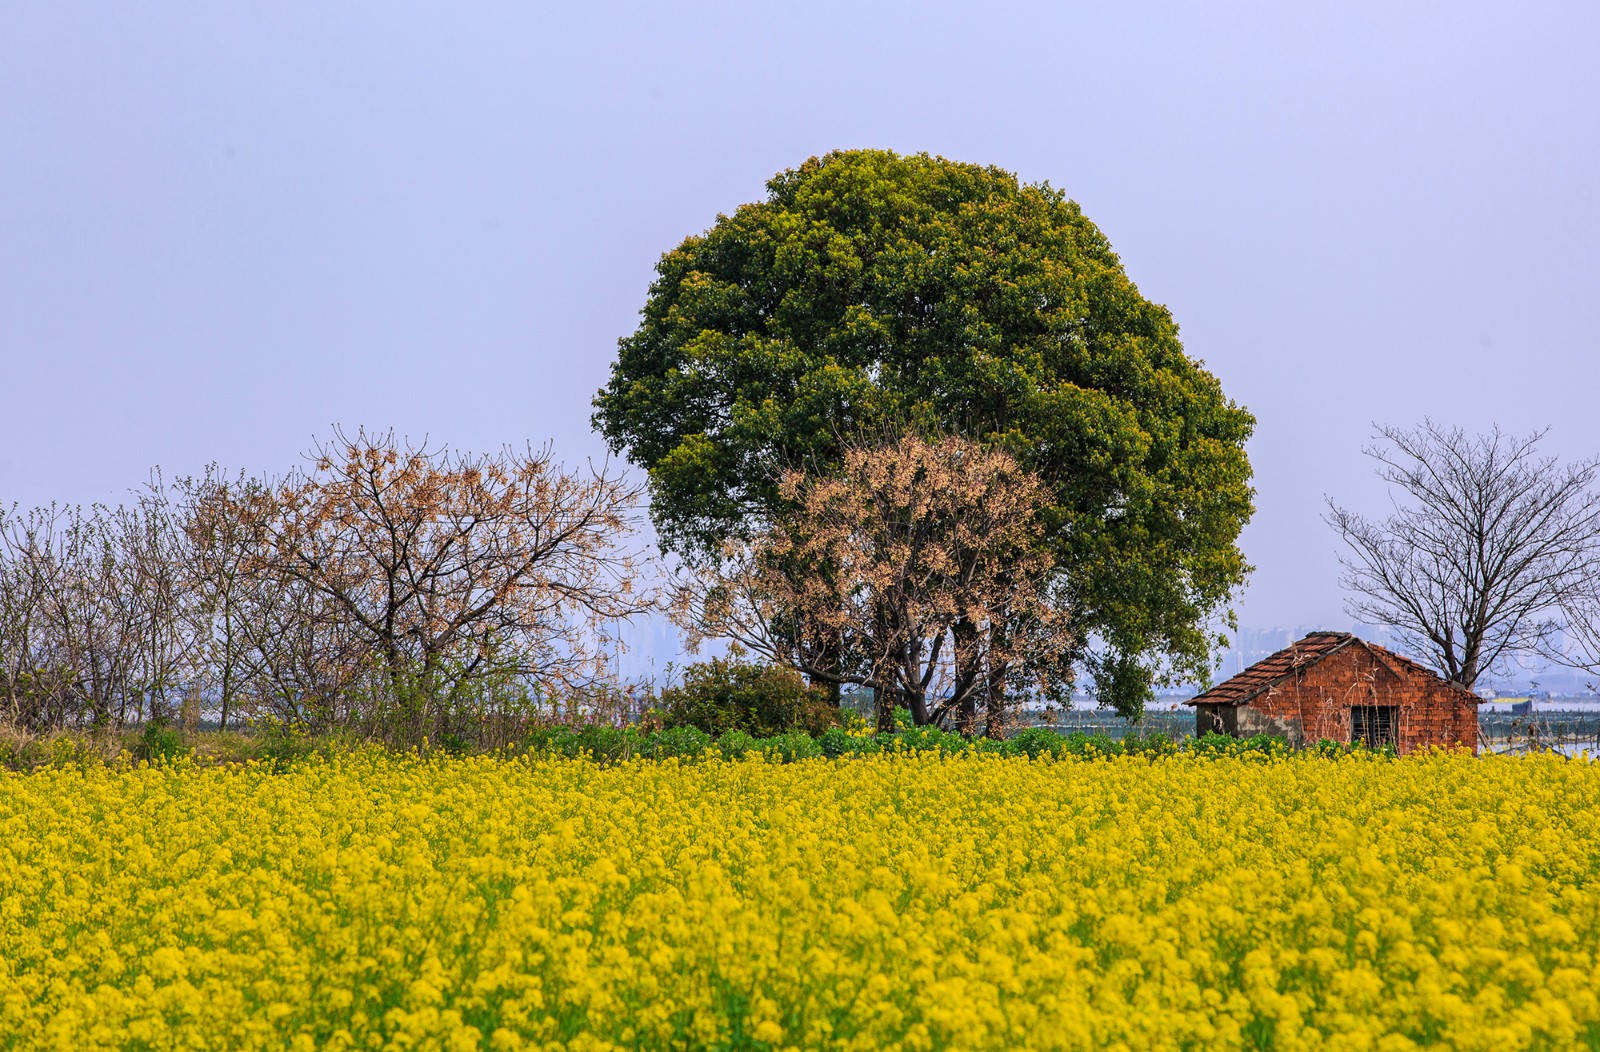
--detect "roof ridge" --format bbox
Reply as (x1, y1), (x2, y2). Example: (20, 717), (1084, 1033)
(1186, 631), (1480, 707)
(1185, 631), (1356, 707)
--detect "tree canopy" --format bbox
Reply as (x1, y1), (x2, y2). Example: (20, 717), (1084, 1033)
(593, 149), (1254, 714)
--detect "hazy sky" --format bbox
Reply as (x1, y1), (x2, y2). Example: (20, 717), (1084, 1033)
(3, 2), (1597, 635)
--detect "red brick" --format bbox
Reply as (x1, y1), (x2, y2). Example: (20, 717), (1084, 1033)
(1187, 632), (1479, 755)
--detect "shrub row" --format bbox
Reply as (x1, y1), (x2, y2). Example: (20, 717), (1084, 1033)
(0, 720), (1400, 773)
(515, 724), (1378, 766)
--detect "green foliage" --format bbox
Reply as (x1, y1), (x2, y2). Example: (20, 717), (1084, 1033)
(1121, 732), (1180, 759)
(356, 654), (548, 750)
(759, 730), (825, 763)
(593, 148), (1255, 716)
(889, 724), (971, 755)
(657, 659), (843, 738)
(1061, 731), (1122, 758)
(1188, 732), (1294, 760)
(639, 725), (713, 760)
(1007, 727), (1070, 759)
(0, 721), (1335, 772)
(508, 720), (1284, 766)
(568, 725), (638, 765)
(134, 721), (184, 763)
(817, 725), (855, 758)
(664, 725), (1291, 764)
(253, 720), (330, 772)
(514, 725), (572, 756)
(1309, 736), (1399, 759)
(51, 735), (107, 770)
(716, 730), (760, 760)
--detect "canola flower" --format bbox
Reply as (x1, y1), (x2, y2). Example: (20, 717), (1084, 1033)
(1, 749), (1598, 1051)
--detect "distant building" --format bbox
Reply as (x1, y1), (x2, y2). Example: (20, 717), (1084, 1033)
(1185, 631), (1479, 754)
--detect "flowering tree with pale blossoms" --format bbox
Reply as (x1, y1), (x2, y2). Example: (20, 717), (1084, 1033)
(674, 433), (1073, 734)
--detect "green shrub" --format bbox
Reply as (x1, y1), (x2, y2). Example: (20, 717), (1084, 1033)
(1123, 733), (1179, 758)
(761, 730), (823, 763)
(1349, 737), (1398, 759)
(657, 660), (842, 738)
(894, 725), (971, 755)
(717, 730), (760, 760)
(971, 735), (1013, 756)
(134, 721), (184, 763)
(1188, 731), (1290, 759)
(640, 725), (712, 760)
(1061, 731), (1121, 757)
(1307, 735), (1398, 759)
(816, 726), (885, 758)
(30, 734), (108, 770)
(818, 726), (854, 758)
(568, 724), (637, 765)
(254, 722), (320, 772)
(519, 725), (577, 756)
(1007, 727), (1065, 759)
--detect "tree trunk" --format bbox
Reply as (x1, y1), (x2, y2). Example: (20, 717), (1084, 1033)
(952, 619), (980, 737)
(874, 685), (896, 733)
(219, 661), (232, 732)
(984, 633), (1010, 740)
(908, 688), (929, 727)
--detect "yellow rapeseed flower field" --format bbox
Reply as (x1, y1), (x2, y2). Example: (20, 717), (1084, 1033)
(1, 750), (1597, 1050)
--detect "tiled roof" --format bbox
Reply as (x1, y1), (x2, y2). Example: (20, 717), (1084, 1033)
(1184, 632), (1480, 707)
(1185, 632), (1356, 707)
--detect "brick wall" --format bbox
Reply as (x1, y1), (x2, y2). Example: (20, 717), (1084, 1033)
(1230, 645), (1478, 754)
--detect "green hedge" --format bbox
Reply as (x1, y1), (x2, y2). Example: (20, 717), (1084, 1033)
(510, 722), (1363, 766)
(0, 719), (1394, 773)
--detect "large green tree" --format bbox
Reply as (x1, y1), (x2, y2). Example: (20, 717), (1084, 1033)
(594, 149), (1254, 715)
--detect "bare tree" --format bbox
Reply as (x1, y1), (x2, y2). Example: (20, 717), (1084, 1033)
(111, 479), (190, 722)
(1552, 554), (1600, 685)
(674, 433), (1073, 733)
(0, 495), (193, 731)
(236, 428), (651, 740)
(175, 466), (273, 731)
(1560, 591), (1600, 688)
(0, 505), (51, 727)
(1, 430), (655, 741)
(1327, 421), (1600, 690)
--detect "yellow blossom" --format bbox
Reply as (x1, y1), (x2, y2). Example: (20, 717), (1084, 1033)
(0, 749), (1595, 1049)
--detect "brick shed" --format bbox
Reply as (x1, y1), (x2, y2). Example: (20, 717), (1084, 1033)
(1185, 631), (1479, 754)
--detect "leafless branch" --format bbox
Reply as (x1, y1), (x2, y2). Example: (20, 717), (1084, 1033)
(1327, 420), (1600, 689)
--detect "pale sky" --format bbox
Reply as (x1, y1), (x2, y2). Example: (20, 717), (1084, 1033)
(3, 2), (1597, 637)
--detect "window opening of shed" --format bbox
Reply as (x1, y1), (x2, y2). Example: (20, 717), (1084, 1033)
(1351, 705), (1398, 748)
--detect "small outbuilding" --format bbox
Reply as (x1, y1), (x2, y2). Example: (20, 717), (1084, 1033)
(1185, 631), (1479, 754)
